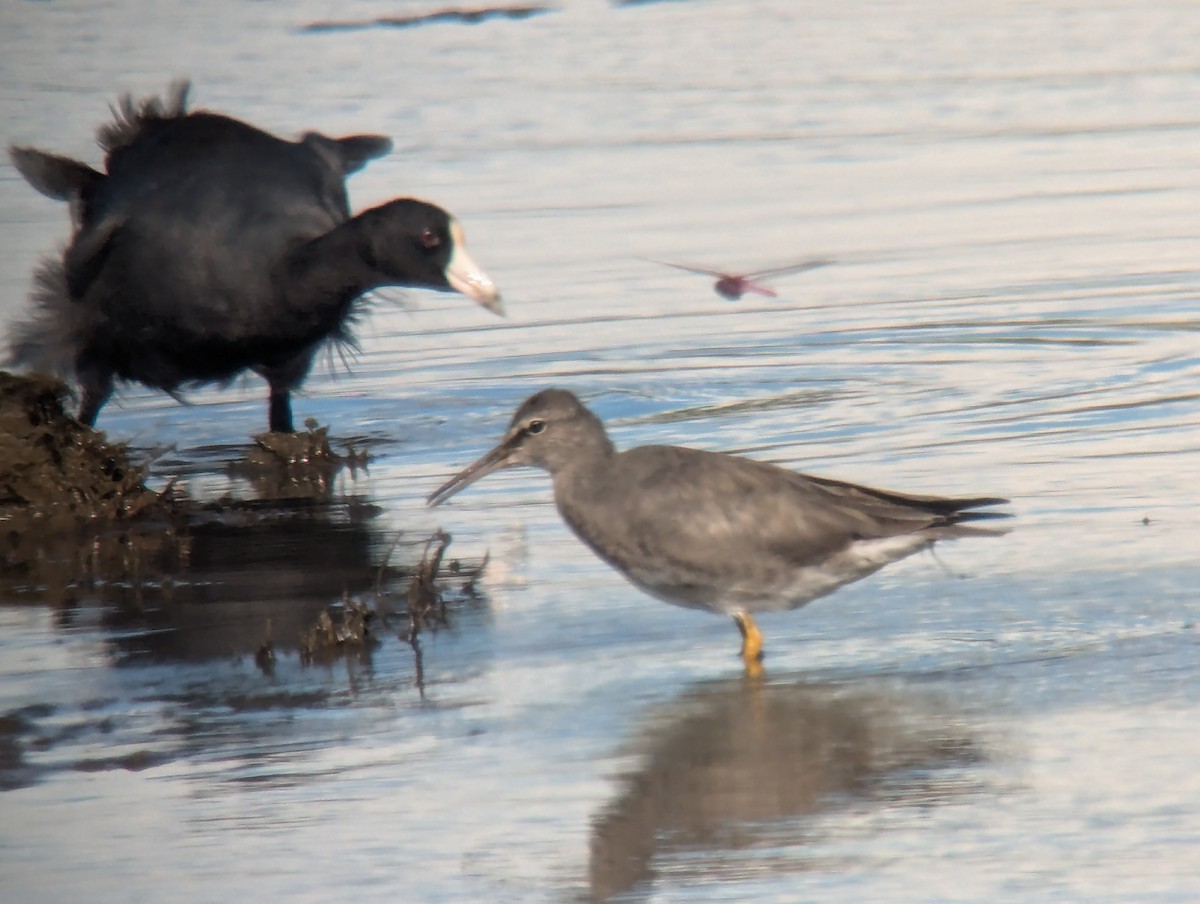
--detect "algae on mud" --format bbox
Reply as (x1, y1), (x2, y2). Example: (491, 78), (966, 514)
(0, 371), (487, 668)
(232, 417), (371, 500)
(0, 370), (165, 526)
(0, 370), (178, 603)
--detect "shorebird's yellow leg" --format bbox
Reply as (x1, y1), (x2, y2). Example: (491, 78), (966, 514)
(733, 612), (764, 679)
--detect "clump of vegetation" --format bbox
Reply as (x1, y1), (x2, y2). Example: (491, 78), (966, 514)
(1, 371), (489, 690)
(246, 417), (368, 470)
(293, 529), (488, 690)
(298, 596), (379, 663)
(0, 372), (180, 601)
(0, 371), (167, 527)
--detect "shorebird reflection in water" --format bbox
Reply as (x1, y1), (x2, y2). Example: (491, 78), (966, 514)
(428, 389), (1010, 676)
(648, 258), (831, 300)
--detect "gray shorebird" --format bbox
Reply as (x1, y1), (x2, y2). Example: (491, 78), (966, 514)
(648, 258), (831, 300)
(428, 389), (1009, 675)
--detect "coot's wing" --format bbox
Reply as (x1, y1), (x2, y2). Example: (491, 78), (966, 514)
(63, 215), (126, 300)
(302, 132), (393, 176)
(9, 147), (104, 203)
(9, 147), (106, 231)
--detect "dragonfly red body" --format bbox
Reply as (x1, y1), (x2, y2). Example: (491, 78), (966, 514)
(650, 258), (831, 300)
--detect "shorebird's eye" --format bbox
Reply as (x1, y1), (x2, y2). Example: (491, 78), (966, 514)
(527, 419), (546, 435)
(419, 228), (440, 249)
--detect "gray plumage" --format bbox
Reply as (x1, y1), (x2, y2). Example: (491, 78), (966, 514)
(429, 389), (1009, 667)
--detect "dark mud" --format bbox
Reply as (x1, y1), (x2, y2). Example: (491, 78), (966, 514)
(0, 371), (485, 662)
(0, 371), (177, 605)
(0, 371), (165, 528)
(231, 418), (369, 500)
(0, 373), (488, 793)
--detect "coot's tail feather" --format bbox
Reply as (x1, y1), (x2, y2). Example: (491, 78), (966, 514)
(98, 80), (191, 154)
(6, 257), (88, 379)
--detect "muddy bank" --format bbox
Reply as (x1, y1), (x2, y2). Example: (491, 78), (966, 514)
(0, 371), (484, 664)
(0, 371), (164, 527)
(0, 371), (175, 604)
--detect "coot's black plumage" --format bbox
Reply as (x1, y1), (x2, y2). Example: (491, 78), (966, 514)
(8, 82), (501, 432)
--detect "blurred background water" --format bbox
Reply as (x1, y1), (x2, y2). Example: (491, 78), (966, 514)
(1, 0), (1198, 901)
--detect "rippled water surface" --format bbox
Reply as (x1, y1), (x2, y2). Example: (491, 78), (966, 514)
(2, 1), (1198, 901)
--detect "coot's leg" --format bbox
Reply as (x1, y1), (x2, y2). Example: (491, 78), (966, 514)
(268, 387), (294, 434)
(259, 352), (318, 434)
(76, 364), (114, 427)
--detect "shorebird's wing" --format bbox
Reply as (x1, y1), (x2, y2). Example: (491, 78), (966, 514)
(563, 444), (1005, 612)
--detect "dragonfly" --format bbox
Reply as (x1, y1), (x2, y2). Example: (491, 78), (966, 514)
(648, 257), (831, 300)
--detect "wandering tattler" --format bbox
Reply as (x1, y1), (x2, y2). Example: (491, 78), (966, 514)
(428, 389), (1009, 674)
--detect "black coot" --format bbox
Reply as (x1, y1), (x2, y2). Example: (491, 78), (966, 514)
(8, 82), (501, 432)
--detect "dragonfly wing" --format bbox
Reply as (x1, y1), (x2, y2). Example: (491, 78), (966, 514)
(645, 258), (729, 278)
(745, 258), (833, 280)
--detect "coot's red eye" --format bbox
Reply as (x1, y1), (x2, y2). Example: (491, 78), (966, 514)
(419, 228), (441, 249)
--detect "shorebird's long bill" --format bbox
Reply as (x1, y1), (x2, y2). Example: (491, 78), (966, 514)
(427, 438), (516, 507)
(446, 221), (502, 314)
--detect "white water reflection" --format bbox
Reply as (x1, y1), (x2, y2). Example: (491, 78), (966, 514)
(2, 0), (1199, 901)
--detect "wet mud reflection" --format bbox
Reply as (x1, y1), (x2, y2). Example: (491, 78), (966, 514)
(98, 503), (385, 662)
(0, 370), (483, 665)
(0, 371), (166, 529)
(230, 421), (358, 494)
(590, 679), (985, 901)
(0, 514), (483, 792)
(24, 494), (483, 665)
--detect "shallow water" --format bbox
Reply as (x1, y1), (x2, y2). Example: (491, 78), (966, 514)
(2, 0), (1199, 901)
